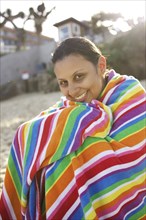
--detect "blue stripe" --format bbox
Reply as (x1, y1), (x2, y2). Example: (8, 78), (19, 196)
(29, 179), (36, 220)
(62, 104), (102, 155)
(23, 118), (42, 194)
(125, 195), (146, 220)
(10, 146), (22, 185)
(46, 157), (65, 178)
(107, 80), (137, 105)
(70, 204), (84, 220)
(111, 113), (145, 137)
(81, 158), (145, 208)
(62, 106), (90, 155)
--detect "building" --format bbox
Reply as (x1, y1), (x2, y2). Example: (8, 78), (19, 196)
(54, 17), (117, 45)
(0, 26), (53, 55)
(54, 17), (90, 42)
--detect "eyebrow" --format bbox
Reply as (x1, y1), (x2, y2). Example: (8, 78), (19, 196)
(57, 69), (85, 81)
(72, 69), (85, 77)
(57, 78), (66, 81)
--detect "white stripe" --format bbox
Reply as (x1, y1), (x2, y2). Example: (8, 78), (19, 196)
(84, 110), (107, 134)
(23, 122), (32, 157)
(3, 186), (17, 220)
(100, 188), (146, 220)
(12, 142), (22, 179)
(110, 111), (145, 136)
(46, 162), (56, 173)
(102, 86), (118, 103)
(115, 139), (146, 155)
(114, 96), (145, 122)
(117, 83), (140, 103)
(67, 108), (93, 154)
(75, 150), (113, 176)
(39, 111), (62, 165)
(27, 110), (62, 184)
(62, 197), (80, 219)
(27, 116), (48, 184)
(77, 154), (145, 195)
(93, 172), (145, 205)
(17, 125), (23, 166)
(85, 205), (96, 219)
(124, 195), (146, 220)
(46, 178), (76, 218)
(75, 141), (145, 179)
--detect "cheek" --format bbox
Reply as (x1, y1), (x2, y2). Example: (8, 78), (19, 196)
(90, 79), (102, 97)
(59, 87), (66, 94)
(60, 87), (69, 97)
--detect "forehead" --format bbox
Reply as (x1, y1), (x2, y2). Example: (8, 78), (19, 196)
(54, 54), (91, 76)
(55, 54), (85, 66)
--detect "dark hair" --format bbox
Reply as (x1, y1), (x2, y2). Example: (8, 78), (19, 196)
(52, 37), (102, 65)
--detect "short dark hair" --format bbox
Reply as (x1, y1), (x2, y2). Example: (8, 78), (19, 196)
(52, 37), (102, 65)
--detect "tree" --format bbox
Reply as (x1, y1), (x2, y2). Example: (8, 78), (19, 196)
(24, 3), (55, 36)
(101, 21), (145, 80)
(91, 12), (123, 40)
(0, 9), (25, 51)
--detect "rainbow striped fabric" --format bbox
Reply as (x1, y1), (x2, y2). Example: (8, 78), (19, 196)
(0, 70), (146, 220)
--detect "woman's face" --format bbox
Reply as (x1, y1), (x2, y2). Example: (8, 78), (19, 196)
(54, 54), (106, 103)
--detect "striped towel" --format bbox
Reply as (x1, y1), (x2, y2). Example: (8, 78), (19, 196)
(0, 70), (146, 220)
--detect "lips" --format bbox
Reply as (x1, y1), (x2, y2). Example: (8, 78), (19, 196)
(74, 92), (87, 102)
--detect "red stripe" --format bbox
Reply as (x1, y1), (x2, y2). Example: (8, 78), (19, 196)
(49, 186), (78, 219)
(0, 197), (11, 220)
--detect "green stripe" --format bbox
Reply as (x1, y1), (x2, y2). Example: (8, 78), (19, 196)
(47, 137), (105, 189)
(113, 120), (144, 141)
(24, 122), (34, 166)
(113, 81), (137, 102)
(129, 205), (146, 220)
(46, 155), (72, 189)
(8, 153), (21, 200)
(84, 169), (145, 213)
(51, 105), (87, 162)
(76, 136), (106, 157)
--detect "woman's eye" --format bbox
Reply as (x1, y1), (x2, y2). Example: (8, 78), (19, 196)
(75, 74), (84, 81)
(59, 81), (68, 87)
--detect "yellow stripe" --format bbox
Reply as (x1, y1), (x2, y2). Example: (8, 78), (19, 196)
(112, 85), (141, 111)
(93, 172), (145, 210)
(86, 210), (97, 220)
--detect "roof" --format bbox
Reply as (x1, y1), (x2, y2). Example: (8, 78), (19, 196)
(53, 17), (88, 28)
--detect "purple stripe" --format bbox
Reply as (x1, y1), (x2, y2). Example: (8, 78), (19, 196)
(112, 102), (144, 130)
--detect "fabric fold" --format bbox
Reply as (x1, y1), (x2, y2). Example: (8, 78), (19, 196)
(0, 70), (145, 220)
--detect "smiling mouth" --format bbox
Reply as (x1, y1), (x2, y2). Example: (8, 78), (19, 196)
(75, 92), (87, 101)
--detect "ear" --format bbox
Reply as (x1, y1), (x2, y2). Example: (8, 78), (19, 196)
(98, 56), (106, 74)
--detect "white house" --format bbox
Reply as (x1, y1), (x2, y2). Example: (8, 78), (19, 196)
(53, 17), (89, 42)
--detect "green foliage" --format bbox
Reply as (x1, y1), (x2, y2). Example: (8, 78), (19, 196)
(91, 12), (123, 37)
(100, 22), (145, 80)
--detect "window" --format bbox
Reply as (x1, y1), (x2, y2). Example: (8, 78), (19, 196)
(60, 26), (69, 40)
(60, 26), (69, 34)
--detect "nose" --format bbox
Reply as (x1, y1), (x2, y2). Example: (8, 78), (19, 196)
(68, 84), (79, 97)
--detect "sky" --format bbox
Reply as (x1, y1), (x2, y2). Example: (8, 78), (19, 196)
(0, 0), (145, 41)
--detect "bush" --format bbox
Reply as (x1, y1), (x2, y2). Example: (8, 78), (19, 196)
(100, 22), (146, 80)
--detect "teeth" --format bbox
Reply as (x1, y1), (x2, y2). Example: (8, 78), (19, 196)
(75, 92), (86, 100)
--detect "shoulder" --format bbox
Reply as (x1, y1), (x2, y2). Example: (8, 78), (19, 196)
(107, 69), (145, 91)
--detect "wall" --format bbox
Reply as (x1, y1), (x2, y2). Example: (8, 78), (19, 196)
(0, 40), (57, 85)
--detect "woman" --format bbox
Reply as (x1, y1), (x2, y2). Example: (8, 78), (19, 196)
(0, 37), (145, 220)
